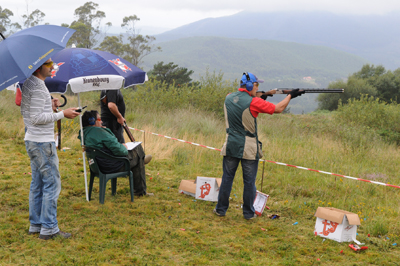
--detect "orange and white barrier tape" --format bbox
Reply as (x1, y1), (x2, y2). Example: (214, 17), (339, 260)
(129, 127), (400, 189)
(130, 127), (222, 151)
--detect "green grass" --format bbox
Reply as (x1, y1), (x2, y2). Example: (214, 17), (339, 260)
(0, 88), (399, 265)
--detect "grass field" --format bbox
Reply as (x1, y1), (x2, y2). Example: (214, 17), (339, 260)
(0, 88), (399, 265)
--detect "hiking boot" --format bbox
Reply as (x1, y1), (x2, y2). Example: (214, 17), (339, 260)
(144, 155), (152, 164)
(39, 230), (71, 240)
(28, 231), (39, 235)
(245, 214), (258, 220)
(213, 208), (224, 217)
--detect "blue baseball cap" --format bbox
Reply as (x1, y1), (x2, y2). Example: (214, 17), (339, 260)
(240, 72), (264, 87)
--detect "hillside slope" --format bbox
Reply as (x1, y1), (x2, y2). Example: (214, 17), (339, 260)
(143, 36), (368, 87)
(155, 11), (400, 70)
(142, 36), (368, 113)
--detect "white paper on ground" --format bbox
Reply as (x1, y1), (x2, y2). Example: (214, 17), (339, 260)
(352, 237), (364, 245)
(253, 191), (269, 215)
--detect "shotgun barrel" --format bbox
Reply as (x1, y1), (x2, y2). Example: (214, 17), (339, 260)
(274, 88), (344, 94)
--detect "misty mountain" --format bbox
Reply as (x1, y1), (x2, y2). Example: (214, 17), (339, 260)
(142, 36), (368, 114)
(142, 36), (368, 86)
(154, 11), (400, 70)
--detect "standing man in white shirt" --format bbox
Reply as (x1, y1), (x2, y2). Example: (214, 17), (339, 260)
(21, 58), (80, 240)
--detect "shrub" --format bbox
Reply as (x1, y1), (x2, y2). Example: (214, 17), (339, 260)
(128, 70), (236, 118)
(335, 95), (400, 145)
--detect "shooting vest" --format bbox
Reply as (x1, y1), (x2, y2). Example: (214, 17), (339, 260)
(221, 90), (262, 160)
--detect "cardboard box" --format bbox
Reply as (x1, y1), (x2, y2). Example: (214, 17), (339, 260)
(253, 191), (269, 216)
(314, 207), (361, 243)
(178, 180), (196, 197)
(195, 176), (222, 202)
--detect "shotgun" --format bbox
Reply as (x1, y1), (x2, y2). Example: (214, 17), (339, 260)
(123, 121), (136, 142)
(256, 88), (344, 98)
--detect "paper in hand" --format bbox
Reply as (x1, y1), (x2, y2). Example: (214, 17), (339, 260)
(126, 141), (142, 150)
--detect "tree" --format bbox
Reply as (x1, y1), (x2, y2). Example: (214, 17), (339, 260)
(149, 61), (196, 87)
(121, 15), (161, 66)
(98, 35), (126, 57)
(67, 2), (106, 48)
(317, 63), (400, 111)
(98, 15), (161, 66)
(22, 9), (45, 28)
(0, 6), (21, 37)
(353, 64), (386, 80)
(318, 77), (377, 111)
(318, 77), (379, 111)
(351, 64), (400, 103)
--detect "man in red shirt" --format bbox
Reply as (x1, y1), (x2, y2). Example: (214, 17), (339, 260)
(215, 72), (304, 219)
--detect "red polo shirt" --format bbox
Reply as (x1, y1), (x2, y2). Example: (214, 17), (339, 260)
(238, 88), (275, 117)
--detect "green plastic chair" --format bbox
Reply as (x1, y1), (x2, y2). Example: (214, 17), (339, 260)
(85, 146), (134, 204)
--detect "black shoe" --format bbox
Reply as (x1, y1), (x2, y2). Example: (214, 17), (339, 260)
(39, 230), (71, 240)
(28, 231), (40, 235)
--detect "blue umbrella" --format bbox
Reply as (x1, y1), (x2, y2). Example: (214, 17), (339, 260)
(0, 25), (75, 91)
(44, 47), (147, 93)
(42, 47), (148, 202)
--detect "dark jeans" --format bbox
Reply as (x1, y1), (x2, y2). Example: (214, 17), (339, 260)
(99, 144), (147, 195)
(215, 156), (258, 219)
(126, 144), (147, 195)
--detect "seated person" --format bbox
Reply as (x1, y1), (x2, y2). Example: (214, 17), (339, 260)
(78, 110), (151, 196)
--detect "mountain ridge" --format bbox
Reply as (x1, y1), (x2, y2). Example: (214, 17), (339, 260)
(154, 11), (400, 70)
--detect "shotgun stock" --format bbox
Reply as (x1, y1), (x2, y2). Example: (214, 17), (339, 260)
(123, 122), (136, 142)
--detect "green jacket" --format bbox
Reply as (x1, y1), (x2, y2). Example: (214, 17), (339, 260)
(221, 90), (261, 160)
(78, 126), (128, 157)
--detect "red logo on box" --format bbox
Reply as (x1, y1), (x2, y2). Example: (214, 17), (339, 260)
(321, 219), (339, 236)
(344, 225), (354, 231)
(199, 183), (211, 198)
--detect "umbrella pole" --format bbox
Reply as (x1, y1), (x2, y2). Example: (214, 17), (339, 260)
(77, 93), (89, 202)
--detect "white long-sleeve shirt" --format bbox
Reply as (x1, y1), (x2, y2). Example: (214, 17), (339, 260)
(21, 75), (64, 142)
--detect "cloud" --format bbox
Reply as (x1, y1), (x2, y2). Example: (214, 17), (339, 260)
(3, 0), (400, 32)
(99, 0), (400, 15)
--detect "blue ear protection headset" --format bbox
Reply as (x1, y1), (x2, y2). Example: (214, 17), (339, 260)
(243, 72), (254, 91)
(88, 117), (96, 125)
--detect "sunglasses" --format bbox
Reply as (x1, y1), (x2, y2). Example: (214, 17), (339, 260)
(96, 118), (102, 122)
(42, 61), (54, 68)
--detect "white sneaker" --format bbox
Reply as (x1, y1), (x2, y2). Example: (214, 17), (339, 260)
(245, 214), (258, 220)
(213, 209), (224, 216)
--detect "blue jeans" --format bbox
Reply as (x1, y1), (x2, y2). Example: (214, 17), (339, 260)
(215, 156), (258, 219)
(25, 141), (61, 235)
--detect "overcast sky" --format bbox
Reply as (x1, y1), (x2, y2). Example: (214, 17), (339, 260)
(2, 0), (400, 34)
